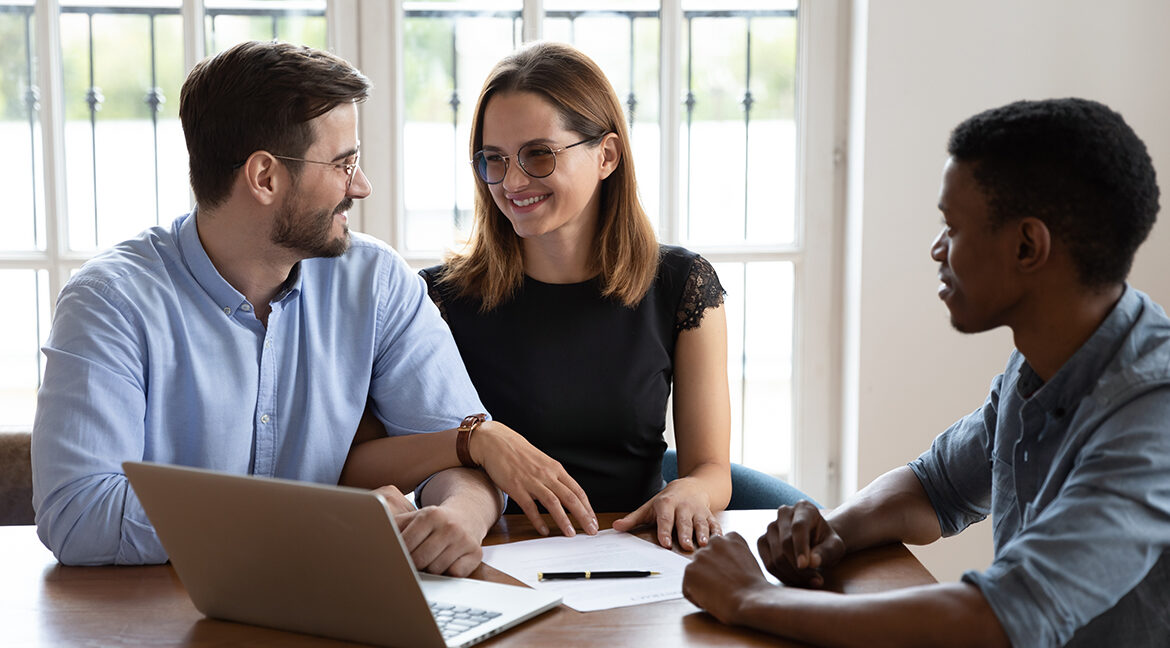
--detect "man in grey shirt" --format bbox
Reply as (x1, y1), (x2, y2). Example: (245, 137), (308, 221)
(681, 97), (1170, 647)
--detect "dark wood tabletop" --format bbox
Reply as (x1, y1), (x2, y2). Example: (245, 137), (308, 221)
(0, 509), (935, 647)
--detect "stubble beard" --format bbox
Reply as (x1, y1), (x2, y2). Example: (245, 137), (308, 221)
(271, 193), (352, 259)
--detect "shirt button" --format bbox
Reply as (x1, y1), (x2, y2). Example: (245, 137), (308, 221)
(241, 303), (253, 312)
(1023, 451), (1029, 462)
(264, 340), (272, 349)
(222, 307), (231, 315)
(260, 414), (270, 424)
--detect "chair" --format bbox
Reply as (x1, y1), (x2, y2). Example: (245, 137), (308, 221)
(0, 431), (36, 525)
(662, 449), (819, 510)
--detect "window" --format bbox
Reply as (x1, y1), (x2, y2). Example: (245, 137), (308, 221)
(361, 0), (841, 501)
(3, 0), (842, 503)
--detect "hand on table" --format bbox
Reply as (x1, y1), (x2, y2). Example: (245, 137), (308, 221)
(470, 421), (598, 538)
(393, 505), (485, 577)
(611, 477), (722, 551)
(682, 532), (772, 625)
(757, 500), (846, 588)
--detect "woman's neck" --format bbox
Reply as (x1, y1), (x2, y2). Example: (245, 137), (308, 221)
(520, 211), (600, 284)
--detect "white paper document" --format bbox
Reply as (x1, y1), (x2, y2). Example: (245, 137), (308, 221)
(481, 529), (692, 612)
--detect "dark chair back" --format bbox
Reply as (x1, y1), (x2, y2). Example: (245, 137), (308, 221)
(0, 431), (35, 525)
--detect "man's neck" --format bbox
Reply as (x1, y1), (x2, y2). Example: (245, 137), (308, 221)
(195, 206), (299, 322)
(1012, 282), (1124, 382)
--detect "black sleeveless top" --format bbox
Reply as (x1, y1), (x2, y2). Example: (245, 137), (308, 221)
(421, 245), (724, 513)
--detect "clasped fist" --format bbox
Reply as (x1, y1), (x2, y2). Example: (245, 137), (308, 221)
(757, 500), (846, 588)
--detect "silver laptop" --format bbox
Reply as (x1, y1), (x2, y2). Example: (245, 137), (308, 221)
(123, 461), (561, 648)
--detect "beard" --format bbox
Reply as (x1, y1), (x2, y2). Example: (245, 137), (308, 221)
(271, 192), (352, 259)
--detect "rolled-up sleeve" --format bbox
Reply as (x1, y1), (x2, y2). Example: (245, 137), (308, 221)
(961, 387), (1170, 647)
(367, 249), (486, 437)
(909, 373), (1001, 537)
(32, 280), (166, 565)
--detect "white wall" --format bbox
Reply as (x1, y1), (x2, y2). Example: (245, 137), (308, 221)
(844, 0), (1170, 582)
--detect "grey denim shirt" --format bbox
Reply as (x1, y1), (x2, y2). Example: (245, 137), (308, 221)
(910, 286), (1170, 647)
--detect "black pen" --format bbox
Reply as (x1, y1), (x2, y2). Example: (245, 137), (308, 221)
(537, 570), (660, 581)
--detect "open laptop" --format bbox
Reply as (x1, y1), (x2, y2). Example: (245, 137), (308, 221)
(123, 461), (561, 648)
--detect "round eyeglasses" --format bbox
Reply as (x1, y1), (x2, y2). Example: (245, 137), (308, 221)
(272, 153), (361, 191)
(471, 136), (600, 185)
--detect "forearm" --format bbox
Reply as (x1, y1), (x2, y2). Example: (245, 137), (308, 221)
(417, 467), (504, 538)
(828, 466), (942, 552)
(340, 429), (462, 492)
(33, 346), (164, 565)
(733, 582), (1009, 648)
(671, 304), (732, 513)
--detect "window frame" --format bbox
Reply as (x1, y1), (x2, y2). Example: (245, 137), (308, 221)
(13, 0), (844, 504)
(354, 0), (844, 504)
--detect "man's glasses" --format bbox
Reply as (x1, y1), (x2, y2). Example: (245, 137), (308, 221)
(471, 137), (600, 185)
(232, 152), (361, 191)
(272, 153), (360, 191)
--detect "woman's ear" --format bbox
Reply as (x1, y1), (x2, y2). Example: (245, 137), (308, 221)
(242, 151), (281, 206)
(598, 132), (621, 180)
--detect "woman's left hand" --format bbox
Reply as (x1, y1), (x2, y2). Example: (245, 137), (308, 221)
(611, 477), (723, 551)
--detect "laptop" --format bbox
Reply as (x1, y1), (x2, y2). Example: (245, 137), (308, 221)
(122, 461), (561, 648)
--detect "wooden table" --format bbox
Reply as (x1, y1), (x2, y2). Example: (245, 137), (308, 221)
(0, 511), (935, 647)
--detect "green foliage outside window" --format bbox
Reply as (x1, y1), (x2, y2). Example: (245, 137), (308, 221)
(0, 11), (34, 121)
(0, 9), (326, 124)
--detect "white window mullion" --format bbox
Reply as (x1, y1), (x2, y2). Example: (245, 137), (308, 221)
(521, 0), (542, 43)
(658, 0), (682, 243)
(35, 0), (69, 309)
(791, 0), (846, 506)
(351, 0), (400, 246)
(326, 0), (359, 61)
(182, 0), (205, 74)
(326, 0), (364, 232)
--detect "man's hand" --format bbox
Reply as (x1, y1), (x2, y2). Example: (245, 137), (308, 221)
(757, 500), (847, 588)
(612, 476), (722, 551)
(394, 505), (484, 577)
(682, 532), (772, 625)
(471, 421), (598, 538)
(372, 484), (417, 515)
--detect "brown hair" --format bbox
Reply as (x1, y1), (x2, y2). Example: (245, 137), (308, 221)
(442, 41), (659, 311)
(179, 40), (370, 209)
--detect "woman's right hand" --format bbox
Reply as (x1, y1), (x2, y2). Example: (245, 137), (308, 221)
(469, 420), (598, 537)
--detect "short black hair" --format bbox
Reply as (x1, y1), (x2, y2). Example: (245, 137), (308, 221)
(948, 98), (1159, 287)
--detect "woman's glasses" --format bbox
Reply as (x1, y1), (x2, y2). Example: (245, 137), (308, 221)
(471, 137), (599, 185)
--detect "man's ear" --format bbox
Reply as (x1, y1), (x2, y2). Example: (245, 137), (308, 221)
(242, 151), (281, 206)
(598, 132), (621, 180)
(1016, 217), (1051, 273)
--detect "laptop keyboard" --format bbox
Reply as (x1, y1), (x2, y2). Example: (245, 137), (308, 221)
(430, 601), (503, 639)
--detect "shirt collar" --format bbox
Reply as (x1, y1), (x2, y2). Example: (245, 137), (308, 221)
(177, 208), (302, 317)
(1016, 284), (1140, 414)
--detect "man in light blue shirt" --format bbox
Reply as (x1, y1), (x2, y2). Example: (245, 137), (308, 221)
(30, 41), (593, 574)
(682, 99), (1170, 647)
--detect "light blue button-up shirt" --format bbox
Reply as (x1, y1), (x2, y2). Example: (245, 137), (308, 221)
(910, 286), (1170, 647)
(31, 211), (485, 565)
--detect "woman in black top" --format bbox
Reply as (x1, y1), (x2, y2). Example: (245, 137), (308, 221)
(425, 42), (732, 552)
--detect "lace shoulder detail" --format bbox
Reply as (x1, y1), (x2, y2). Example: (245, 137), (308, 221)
(419, 267), (450, 323)
(675, 254), (725, 332)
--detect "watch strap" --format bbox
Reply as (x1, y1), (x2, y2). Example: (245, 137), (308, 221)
(456, 413), (488, 468)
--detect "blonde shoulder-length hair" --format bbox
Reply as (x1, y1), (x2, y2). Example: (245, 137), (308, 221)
(439, 41), (660, 311)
